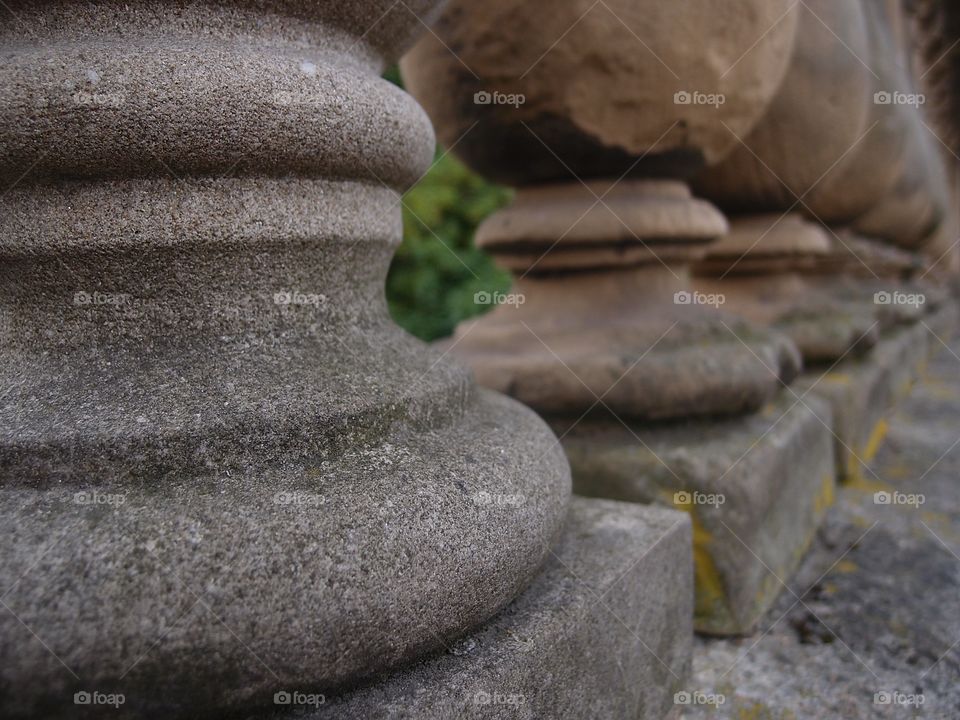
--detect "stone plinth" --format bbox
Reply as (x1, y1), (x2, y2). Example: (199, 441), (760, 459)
(0, 1), (578, 717)
(560, 396), (835, 636)
(306, 498), (693, 719)
(799, 300), (960, 483)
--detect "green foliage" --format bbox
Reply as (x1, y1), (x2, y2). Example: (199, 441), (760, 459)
(382, 65), (512, 341)
(387, 150), (514, 341)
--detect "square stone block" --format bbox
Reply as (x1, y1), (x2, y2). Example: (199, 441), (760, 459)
(315, 498), (693, 719)
(558, 395), (835, 636)
(797, 316), (953, 483)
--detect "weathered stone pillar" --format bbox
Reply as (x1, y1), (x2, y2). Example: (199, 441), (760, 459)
(1, 2), (696, 717)
(906, 0), (960, 278)
(403, 0), (802, 422)
(691, 0), (957, 482)
(403, 0), (842, 637)
(692, 0), (948, 360)
(0, 1), (591, 716)
(692, 216), (883, 363)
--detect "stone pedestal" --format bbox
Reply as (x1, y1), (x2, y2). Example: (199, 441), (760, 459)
(0, 1), (669, 717)
(796, 287), (960, 483)
(446, 181), (800, 421)
(312, 498), (693, 719)
(689, 0), (957, 491)
(401, 0), (839, 638)
(560, 395), (835, 636)
(797, 323), (929, 483)
(693, 215), (882, 363)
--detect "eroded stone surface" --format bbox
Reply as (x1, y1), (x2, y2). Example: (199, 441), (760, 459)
(402, 0), (798, 185)
(448, 265), (801, 420)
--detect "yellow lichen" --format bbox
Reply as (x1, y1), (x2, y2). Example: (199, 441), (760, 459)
(862, 419), (889, 463)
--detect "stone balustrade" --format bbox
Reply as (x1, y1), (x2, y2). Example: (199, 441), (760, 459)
(0, 1), (577, 716)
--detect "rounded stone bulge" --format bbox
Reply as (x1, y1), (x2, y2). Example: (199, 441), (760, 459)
(401, 0), (800, 185)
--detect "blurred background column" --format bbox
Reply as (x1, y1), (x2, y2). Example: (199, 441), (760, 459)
(692, 0), (959, 482)
(403, 0), (845, 636)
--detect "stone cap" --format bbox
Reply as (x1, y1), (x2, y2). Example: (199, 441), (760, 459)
(477, 180), (728, 273)
(694, 214), (832, 276)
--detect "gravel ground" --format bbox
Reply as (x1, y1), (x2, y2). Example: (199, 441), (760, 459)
(680, 324), (960, 720)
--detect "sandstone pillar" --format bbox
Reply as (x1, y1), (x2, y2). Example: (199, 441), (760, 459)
(691, 0), (957, 482)
(403, 0), (841, 637)
(403, 0), (802, 422)
(693, 0), (948, 361)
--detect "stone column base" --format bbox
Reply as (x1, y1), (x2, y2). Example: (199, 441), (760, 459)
(311, 498), (693, 719)
(798, 299), (959, 483)
(559, 395), (836, 636)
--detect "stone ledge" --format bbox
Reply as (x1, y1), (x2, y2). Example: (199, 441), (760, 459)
(559, 395), (835, 636)
(307, 498), (693, 719)
(796, 304), (958, 483)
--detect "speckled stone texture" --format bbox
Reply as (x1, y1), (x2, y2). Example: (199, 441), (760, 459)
(559, 394), (836, 636)
(301, 498), (693, 720)
(0, 1), (575, 717)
